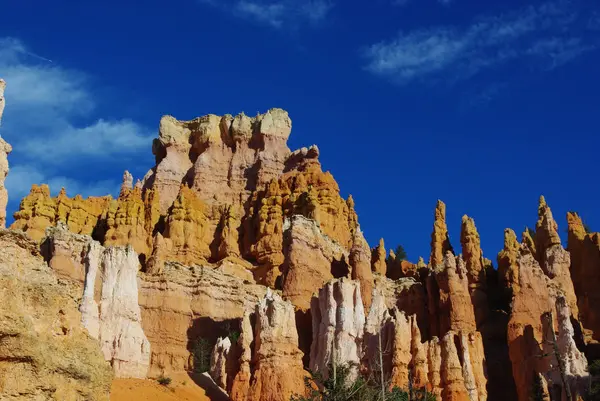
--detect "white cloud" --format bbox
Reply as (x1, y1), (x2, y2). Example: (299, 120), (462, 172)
(0, 38), (152, 164)
(0, 37), (152, 216)
(364, 2), (599, 84)
(201, 0), (333, 28)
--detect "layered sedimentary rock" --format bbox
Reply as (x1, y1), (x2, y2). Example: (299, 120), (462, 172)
(281, 215), (349, 310)
(372, 238), (387, 275)
(460, 215), (488, 328)
(139, 262), (267, 376)
(430, 200), (453, 268)
(429, 252), (477, 337)
(8, 103), (600, 401)
(243, 290), (308, 401)
(507, 241), (589, 401)
(11, 109), (360, 296)
(12, 184), (111, 242)
(349, 228), (374, 310)
(43, 222), (93, 283)
(0, 229), (113, 400)
(497, 228), (520, 299)
(534, 197), (579, 317)
(310, 279), (366, 381)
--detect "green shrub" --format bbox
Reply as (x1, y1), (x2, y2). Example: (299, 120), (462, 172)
(290, 363), (435, 401)
(157, 376), (172, 386)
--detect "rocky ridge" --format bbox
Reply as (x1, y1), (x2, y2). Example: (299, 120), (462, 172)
(1, 87), (599, 401)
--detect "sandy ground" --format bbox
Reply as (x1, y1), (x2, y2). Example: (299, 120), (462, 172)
(111, 372), (230, 401)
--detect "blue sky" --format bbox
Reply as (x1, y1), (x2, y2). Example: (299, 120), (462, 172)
(1, 0), (600, 262)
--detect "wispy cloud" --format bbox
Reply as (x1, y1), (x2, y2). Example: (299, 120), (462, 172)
(0, 37), (153, 215)
(364, 2), (599, 84)
(199, 0), (333, 28)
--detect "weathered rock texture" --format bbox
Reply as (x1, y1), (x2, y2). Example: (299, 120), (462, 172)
(281, 215), (349, 310)
(507, 241), (589, 401)
(310, 279), (366, 381)
(210, 336), (232, 390)
(371, 238), (387, 275)
(139, 261), (267, 376)
(0, 79), (6, 228)
(11, 109), (359, 292)
(0, 137), (11, 228)
(84, 245), (151, 378)
(460, 215), (488, 329)
(8, 105), (600, 401)
(0, 79), (5, 124)
(241, 290), (308, 401)
(0, 229), (113, 400)
(567, 211), (600, 348)
(430, 200), (453, 268)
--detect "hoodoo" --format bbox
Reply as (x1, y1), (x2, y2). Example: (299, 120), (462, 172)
(0, 92), (597, 401)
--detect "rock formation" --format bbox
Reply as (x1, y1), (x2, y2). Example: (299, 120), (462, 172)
(349, 228), (374, 310)
(310, 279), (366, 381)
(210, 336), (232, 390)
(460, 215), (488, 329)
(0, 78), (5, 124)
(281, 215), (349, 310)
(6, 104), (600, 401)
(245, 290), (308, 401)
(430, 200), (453, 268)
(567, 211), (600, 350)
(0, 81), (10, 228)
(372, 238), (387, 275)
(0, 229), (113, 400)
(507, 239), (589, 401)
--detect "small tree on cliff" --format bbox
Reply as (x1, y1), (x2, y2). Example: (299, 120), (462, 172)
(393, 245), (407, 261)
(193, 337), (212, 373)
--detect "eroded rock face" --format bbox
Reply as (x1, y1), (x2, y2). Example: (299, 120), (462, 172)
(139, 262), (267, 376)
(429, 252), (477, 338)
(506, 242), (589, 401)
(497, 228), (520, 299)
(430, 200), (453, 268)
(0, 80), (8, 229)
(80, 244), (151, 378)
(246, 290), (308, 401)
(349, 228), (374, 311)
(372, 238), (387, 275)
(0, 230), (113, 400)
(210, 336), (232, 390)
(282, 215), (348, 310)
(567, 211), (600, 345)
(0, 79), (6, 124)
(310, 279), (365, 381)
(460, 215), (488, 328)
(0, 136), (11, 228)
(12, 185), (111, 242)
(534, 197), (579, 317)
(43, 222), (93, 283)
